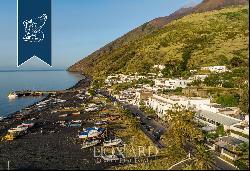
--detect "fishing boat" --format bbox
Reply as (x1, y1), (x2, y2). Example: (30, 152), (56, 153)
(81, 140), (100, 149)
(21, 121), (35, 128)
(8, 127), (28, 136)
(103, 138), (123, 147)
(94, 121), (107, 125)
(101, 154), (120, 161)
(8, 92), (17, 99)
(67, 120), (82, 127)
(59, 114), (68, 117)
(79, 127), (105, 139)
(72, 111), (80, 116)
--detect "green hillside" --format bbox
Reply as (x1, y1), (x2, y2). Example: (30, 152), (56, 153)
(69, 6), (249, 78)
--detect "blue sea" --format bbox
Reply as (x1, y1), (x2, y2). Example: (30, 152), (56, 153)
(0, 70), (83, 117)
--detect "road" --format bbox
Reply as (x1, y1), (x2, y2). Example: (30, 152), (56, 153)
(99, 89), (166, 148)
(99, 89), (239, 170)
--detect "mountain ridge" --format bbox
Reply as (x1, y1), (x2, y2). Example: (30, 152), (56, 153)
(68, 0), (249, 77)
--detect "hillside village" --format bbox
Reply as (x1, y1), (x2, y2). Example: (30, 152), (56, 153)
(90, 64), (249, 166)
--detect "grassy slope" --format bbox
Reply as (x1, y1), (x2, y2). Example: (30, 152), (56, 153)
(69, 6), (249, 78)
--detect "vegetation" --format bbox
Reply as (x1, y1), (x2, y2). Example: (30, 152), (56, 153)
(139, 105), (157, 118)
(162, 108), (213, 170)
(215, 92), (240, 107)
(69, 6), (249, 79)
(234, 143), (249, 170)
(136, 78), (154, 86)
(162, 87), (183, 95)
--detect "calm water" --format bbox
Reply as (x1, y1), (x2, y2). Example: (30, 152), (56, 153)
(0, 71), (83, 117)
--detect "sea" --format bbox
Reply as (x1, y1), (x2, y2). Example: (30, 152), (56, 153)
(0, 70), (83, 117)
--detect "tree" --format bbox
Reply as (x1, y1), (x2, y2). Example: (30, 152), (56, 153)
(239, 86), (249, 114)
(230, 56), (246, 68)
(234, 143), (249, 170)
(222, 80), (235, 88)
(191, 79), (202, 87)
(192, 144), (214, 170)
(161, 60), (181, 78)
(215, 124), (225, 136)
(216, 93), (240, 107)
(217, 55), (229, 65)
(163, 108), (203, 148)
(204, 74), (221, 87)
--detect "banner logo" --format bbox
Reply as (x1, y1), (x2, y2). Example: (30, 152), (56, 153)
(17, 0), (52, 67)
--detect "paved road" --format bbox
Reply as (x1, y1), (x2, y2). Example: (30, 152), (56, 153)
(212, 155), (238, 170)
(99, 89), (166, 148)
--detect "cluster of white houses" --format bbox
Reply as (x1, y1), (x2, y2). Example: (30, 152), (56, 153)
(104, 65), (248, 161)
(201, 65), (228, 73)
(112, 88), (249, 161)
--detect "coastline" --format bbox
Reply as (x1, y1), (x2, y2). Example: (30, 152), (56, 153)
(2, 72), (87, 120)
(0, 74), (103, 170)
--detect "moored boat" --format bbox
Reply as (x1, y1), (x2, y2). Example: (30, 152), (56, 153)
(8, 92), (17, 99)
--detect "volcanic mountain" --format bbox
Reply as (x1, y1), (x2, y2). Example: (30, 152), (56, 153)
(68, 0), (249, 77)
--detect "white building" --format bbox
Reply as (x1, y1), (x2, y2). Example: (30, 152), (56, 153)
(188, 74), (208, 81)
(154, 78), (190, 90)
(153, 65), (165, 70)
(146, 94), (211, 118)
(201, 66), (228, 73)
(105, 74), (147, 84)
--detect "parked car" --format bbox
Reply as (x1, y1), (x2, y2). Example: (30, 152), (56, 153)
(145, 125), (153, 131)
(146, 116), (152, 120)
(140, 121), (146, 125)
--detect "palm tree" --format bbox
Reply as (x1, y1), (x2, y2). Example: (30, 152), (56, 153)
(192, 144), (213, 170)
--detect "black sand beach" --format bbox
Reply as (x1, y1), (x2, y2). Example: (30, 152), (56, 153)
(0, 76), (111, 170)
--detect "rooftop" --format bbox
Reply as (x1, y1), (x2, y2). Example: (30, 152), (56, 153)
(216, 136), (244, 146)
(196, 110), (241, 126)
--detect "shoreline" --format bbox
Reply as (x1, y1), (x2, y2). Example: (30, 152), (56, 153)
(2, 72), (87, 120)
(0, 74), (104, 170)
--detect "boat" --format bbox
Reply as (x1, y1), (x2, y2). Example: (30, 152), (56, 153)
(72, 111), (80, 115)
(21, 121), (35, 128)
(7, 127), (28, 136)
(79, 127), (105, 139)
(103, 138), (123, 147)
(0, 117), (3, 121)
(95, 121), (107, 125)
(101, 154), (120, 161)
(81, 140), (100, 149)
(59, 114), (68, 117)
(8, 92), (17, 99)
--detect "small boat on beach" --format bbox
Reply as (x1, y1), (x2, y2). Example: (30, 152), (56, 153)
(94, 121), (107, 125)
(81, 140), (100, 149)
(59, 114), (68, 118)
(7, 127), (28, 136)
(72, 111), (80, 115)
(101, 154), (120, 161)
(21, 121), (35, 128)
(67, 120), (82, 127)
(103, 138), (123, 147)
(79, 127), (105, 139)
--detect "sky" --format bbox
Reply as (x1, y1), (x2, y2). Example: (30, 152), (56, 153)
(0, 0), (202, 70)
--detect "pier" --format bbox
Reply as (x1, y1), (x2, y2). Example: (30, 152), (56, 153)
(9, 90), (78, 98)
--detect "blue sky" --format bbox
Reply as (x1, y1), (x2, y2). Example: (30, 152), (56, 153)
(0, 0), (201, 70)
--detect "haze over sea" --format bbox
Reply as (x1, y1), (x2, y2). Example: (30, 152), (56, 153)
(0, 70), (83, 117)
